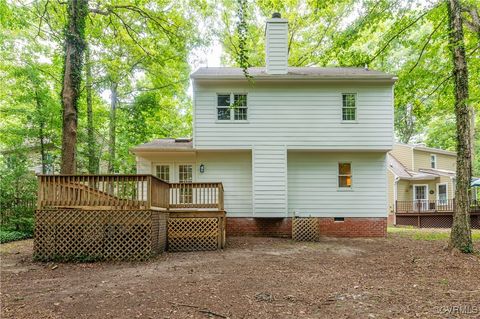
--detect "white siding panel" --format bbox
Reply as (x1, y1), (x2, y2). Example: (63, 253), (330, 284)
(196, 151), (253, 218)
(136, 156), (151, 174)
(194, 82), (394, 150)
(253, 145), (287, 216)
(288, 152), (388, 217)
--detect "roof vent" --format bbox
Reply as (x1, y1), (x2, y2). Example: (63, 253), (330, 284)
(272, 12), (281, 18)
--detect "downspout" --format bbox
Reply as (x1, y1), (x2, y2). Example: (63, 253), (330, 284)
(394, 176), (400, 225)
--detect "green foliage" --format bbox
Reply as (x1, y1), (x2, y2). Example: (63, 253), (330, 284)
(0, 230), (32, 244)
(219, 0), (479, 175)
(0, 153), (37, 234)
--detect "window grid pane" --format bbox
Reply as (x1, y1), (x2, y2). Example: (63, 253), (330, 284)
(217, 94), (230, 106)
(338, 163), (352, 188)
(342, 93), (356, 121)
(234, 107), (247, 120)
(217, 108), (231, 120)
(234, 94), (247, 106)
(155, 165), (170, 182)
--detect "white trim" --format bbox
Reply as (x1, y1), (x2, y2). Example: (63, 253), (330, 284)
(152, 163), (173, 182)
(412, 184), (428, 201)
(341, 92), (357, 122)
(251, 146), (256, 216)
(216, 92), (248, 122)
(177, 162), (195, 182)
(430, 154), (437, 169)
(337, 161), (353, 190)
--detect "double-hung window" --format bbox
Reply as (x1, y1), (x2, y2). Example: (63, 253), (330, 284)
(342, 93), (356, 121)
(338, 163), (352, 188)
(217, 93), (247, 121)
(430, 154), (436, 169)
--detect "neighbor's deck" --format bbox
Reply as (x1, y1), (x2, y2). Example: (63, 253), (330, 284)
(395, 199), (480, 228)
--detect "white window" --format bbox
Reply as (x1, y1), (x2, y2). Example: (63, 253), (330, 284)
(155, 165), (170, 182)
(437, 183), (448, 205)
(178, 164), (193, 182)
(430, 154), (436, 168)
(342, 93), (356, 121)
(338, 163), (352, 188)
(217, 93), (247, 121)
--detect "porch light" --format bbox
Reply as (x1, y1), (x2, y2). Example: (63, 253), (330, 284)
(199, 164), (205, 173)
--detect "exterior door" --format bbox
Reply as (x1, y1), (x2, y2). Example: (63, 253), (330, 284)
(413, 185), (428, 211)
(178, 164), (193, 204)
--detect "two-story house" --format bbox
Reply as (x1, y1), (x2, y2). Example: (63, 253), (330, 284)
(387, 143), (457, 224)
(132, 14), (396, 237)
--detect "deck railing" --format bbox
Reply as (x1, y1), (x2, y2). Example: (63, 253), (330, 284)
(169, 182), (224, 210)
(37, 175), (224, 211)
(396, 199), (480, 213)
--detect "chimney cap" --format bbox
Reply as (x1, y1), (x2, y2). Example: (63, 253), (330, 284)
(272, 12), (281, 18)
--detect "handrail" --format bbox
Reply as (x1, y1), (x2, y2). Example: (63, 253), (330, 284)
(37, 175), (224, 211)
(169, 182), (224, 210)
(395, 199), (479, 214)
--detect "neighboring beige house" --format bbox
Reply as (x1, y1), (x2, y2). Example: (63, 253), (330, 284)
(387, 143), (457, 222)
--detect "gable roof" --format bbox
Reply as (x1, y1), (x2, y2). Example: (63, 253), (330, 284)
(387, 153), (438, 181)
(191, 67), (396, 82)
(394, 143), (456, 156)
(131, 138), (193, 152)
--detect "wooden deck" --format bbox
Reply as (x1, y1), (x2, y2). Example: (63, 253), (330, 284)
(37, 174), (224, 212)
(36, 175), (226, 254)
(395, 199), (480, 229)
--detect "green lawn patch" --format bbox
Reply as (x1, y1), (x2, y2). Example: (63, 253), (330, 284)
(388, 226), (480, 241)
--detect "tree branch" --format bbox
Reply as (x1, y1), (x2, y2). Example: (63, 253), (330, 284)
(408, 16), (446, 74)
(369, 5), (437, 64)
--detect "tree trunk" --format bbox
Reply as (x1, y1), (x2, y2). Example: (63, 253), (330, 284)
(60, 0), (88, 174)
(108, 81), (118, 174)
(85, 45), (98, 174)
(447, 0), (473, 253)
(34, 90), (47, 174)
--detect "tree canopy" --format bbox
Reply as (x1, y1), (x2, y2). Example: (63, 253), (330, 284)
(0, 0), (479, 175)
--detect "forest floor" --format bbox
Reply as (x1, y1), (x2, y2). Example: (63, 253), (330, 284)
(1, 228), (480, 319)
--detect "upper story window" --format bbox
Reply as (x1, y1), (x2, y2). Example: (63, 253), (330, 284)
(342, 93), (356, 121)
(217, 93), (247, 121)
(338, 162), (352, 188)
(430, 154), (436, 168)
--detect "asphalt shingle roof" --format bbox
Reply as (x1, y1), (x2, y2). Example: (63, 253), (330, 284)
(191, 67), (396, 81)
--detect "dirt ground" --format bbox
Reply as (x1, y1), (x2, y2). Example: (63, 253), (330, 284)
(1, 232), (480, 319)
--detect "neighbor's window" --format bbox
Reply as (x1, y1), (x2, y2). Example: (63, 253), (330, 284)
(342, 93), (356, 121)
(430, 154), (436, 169)
(217, 93), (247, 121)
(338, 163), (352, 188)
(155, 165), (170, 182)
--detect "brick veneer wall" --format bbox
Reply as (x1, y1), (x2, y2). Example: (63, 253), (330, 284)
(226, 218), (292, 237)
(318, 217), (387, 237)
(226, 217), (387, 238)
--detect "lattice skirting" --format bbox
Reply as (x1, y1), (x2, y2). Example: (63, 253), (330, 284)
(396, 214), (480, 229)
(168, 217), (225, 252)
(34, 209), (167, 261)
(292, 217), (320, 241)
